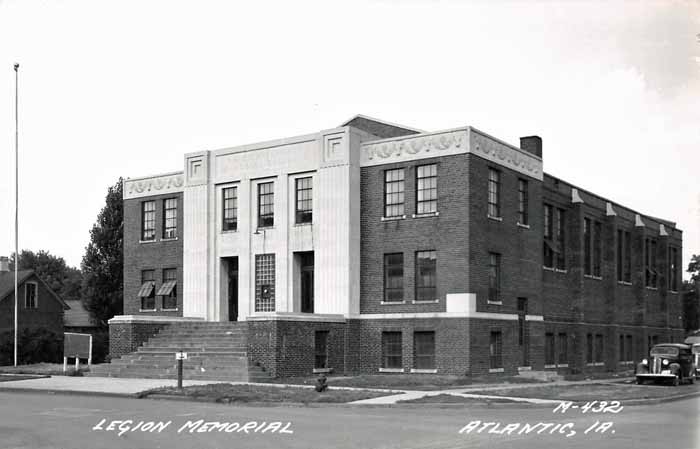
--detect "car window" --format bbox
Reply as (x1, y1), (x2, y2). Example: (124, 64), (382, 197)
(650, 346), (679, 357)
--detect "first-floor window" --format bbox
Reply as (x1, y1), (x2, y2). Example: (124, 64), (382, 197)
(490, 331), (503, 369)
(413, 331), (435, 370)
(255, 254), (275, 312)
(595, 334), (604, 363)
(139, 270), (156, 310)
(586, 333), (594, 363)
(382, 331), (402, 369)
(488, 252), (501, 302)
(24, 282), (37, 309)
(557, 333), (568, 364)
(619, 335), (625, 362)
(545, 333), (555, 365)
(626, 335), (633, 362)
(159, 268), (178, 310)
(415, 250), (437, 301)
(315, 331), (329, 369)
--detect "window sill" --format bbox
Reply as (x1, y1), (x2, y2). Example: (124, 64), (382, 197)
(221, 229), (238, 234)
(161, 237), (178, 242)
(617, 281), (632, 286)
(255, 227), (274, 232)
(313, 368), (333, 374)
(380, 300), (406, 305)
(517, 366), (532, 371)
(139, 239), (157, 244)
(487, 300), (502, 305)
(516, 222), (530, 229)
(645, 287), (658, 291)
(412, 212), (439, 219)
(412, 299), (439, 304)
(488, 368), (504, 373)
(378, 368), (404, 373)
(487, 215), (503, 222)
(410, 369), (437, 374)
(586, 362), (604, 367)
(669, 290), (679, 294)
(584, 275), (603, 281)
(545, 363), (569, 369)
(381, 215), (406, 222)
(139, 309), (157, 312)
(618, 361), (634, 365)
(162, 308), (179, 312)
(294, 222), (313, 227)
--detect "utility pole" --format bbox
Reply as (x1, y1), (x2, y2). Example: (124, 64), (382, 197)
(13, 63), (19, 367)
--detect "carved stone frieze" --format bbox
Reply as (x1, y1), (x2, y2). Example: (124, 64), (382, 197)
(471, 131), (542, 178)
(361, 130), (466, 165)
(124, 173), (185, 199)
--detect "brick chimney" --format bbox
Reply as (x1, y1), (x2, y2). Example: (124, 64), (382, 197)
(520, 136), (542, 158)
(0, 257), (9, 273)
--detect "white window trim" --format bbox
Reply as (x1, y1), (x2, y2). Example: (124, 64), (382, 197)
(488, 368), (504, 373)
(380, 300), (406, 305)
(381, 215), (406, 222)
(378, 367), (404, 373)
(410, 368), (437, 374)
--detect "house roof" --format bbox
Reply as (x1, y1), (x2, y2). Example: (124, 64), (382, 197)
(63, 299), (97, 327)
(0, 270), (70, 309)
(341, 114), (423, 139)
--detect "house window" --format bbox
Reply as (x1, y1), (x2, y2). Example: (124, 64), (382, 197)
(257, 182), (274, 228)
(384, 168), (405, 218)
(555, 209), (566, 270)
(413, 331), (435, 370)
(487, 168), (501, 218)
(584, 218), (602, 277)
(24, 282), (37, 309)
(645, 238), (658, 288)
(617, 230), (632, 283)
(222, 187), (238, 231)
(255, 254), (275, 312)
(545, 333), (555, 365)
(669, 246), (679, 291)
(595, 334), (604, 363)
(314, 331), (329, 369)
(543, 204), (554, 268)
(488, 252), (501, 303)
(139, 270), (156, 310)
(517, 179), (528, 225)
(557, 333), (568, 364)
(141, 200), (156, 241)
(384, 253), (404, 302)
(415, 250), (437, 301)
(416, 164), (437, 214)
(159, 268), (177, 310)
(295, 177), (313, 224)
(489, 331), (503, 369)
(162, 198), (177, 239)
(381, 331), (402, 369)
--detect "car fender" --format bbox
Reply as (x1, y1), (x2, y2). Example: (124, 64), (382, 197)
(636, 362), (649, 374)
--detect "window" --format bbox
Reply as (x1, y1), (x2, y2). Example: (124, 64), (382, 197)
(543, 204), (554, 268)
(595, 334), (604, 363)
(517, 179), (528, 225)
(617, 230), (631, 283)
(586, 334), (594, 363)
(295, 177), (313, 224)
(159, 268), (177, 310)
(141, 200), (156, 241)
(415, 250), (437, 301)
(544, 206), (565, 269)
(487, 169), (501, 218)
(626, 335), (633, 361)
(557, 333), (568, 364)
(222, 187), (238, 231)
(414, 331), (435, 370)
(257, 182), (274, 228)
(24, 282), (37, 309)
(555, 209), (566, 270)
(645, 238), (658, 288)
(139, 270), (156, 310)
(314, 331), (329, 369)
(669, 246), (679, 291)
(545, 333), (555, 365)
(584, 218), (602, 277)
(593, 222), (602, 277)
(384, 168), (405, 218)
(382, 332), (402, 369)
(416, 164), (437, 214)
(162, 198), (177, 239)
(489, 331), (503, 369)
(488, 252), (501, 303)
(619, 334), (625, 362)
(383, 253), (404, 302)
(255, 254), (275, 312)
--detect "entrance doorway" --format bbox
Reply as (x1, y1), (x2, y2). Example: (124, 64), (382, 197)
(228, 257), (238, 321)
(299, 252), (314, 313)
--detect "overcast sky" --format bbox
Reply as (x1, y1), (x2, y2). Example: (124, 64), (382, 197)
(0, 1), (698, 278)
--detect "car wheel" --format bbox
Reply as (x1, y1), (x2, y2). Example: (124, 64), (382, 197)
(689, 376), (695, 385)
(672, 375), (679, 387)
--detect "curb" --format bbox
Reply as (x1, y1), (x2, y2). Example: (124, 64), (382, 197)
(0, 386), (137, 399)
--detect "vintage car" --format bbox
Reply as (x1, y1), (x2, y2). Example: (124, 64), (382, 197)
(636, 343), (696, 386)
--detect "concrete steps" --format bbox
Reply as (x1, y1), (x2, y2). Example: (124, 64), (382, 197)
(88, 322), (271, 382)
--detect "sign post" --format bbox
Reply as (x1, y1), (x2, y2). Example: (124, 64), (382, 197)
(175, 351), (187, 389)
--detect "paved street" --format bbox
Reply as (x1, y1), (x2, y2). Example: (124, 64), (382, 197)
(0, 391), (697, 449)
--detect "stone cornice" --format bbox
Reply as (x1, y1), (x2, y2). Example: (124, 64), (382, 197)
(123, 172), (185, 200)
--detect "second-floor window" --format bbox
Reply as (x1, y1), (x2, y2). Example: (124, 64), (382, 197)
(617, 230), (632, 283)
(488, 168), (501, 218)
(645, 237), (658, 288)
(141, 200), (156, 241)
(258, 182), (274, 228)
(517, 179), (528, 225)
(384, 168), (405, 218)
(555, 208), (566, 269)
(163, 198), (177, 239)
(584, 218), (602, 277)
(488, 252), (501, 303)
(222, 187), (238, 231)
(295, 177), (313, 224)
(544, 205), (566, 270)
(415, 250), (437, 301)
(416, 164), (437, 214)
(384, 253), (404, 302)
(669, 246), (679, 291)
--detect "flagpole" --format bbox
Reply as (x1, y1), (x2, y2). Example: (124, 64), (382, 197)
(13, 63), (19, 367)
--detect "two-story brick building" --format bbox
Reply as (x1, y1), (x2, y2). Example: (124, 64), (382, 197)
(105, 115), (684, 379)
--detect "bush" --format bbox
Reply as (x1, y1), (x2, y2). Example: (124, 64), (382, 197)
(0, 328), (63, 365)
(90, 329), (110, 364)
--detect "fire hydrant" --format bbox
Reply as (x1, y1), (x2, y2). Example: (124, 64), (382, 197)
(315, 373), (328, 392)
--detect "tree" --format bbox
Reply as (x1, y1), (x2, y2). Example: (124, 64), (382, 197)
(9, 250), (82, 302)
(687, 254), (700, 284)
(682, 254), (700, 333)
(81, 178), (123, 326)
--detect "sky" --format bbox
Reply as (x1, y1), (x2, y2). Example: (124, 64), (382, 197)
(0, 0), (698, 278)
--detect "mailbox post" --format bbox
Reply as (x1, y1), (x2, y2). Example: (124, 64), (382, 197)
(175, 351), (187, 389)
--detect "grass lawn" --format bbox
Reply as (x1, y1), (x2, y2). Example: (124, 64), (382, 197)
(468, 381), (700, 401)
(0, 363), (89, 376)
(399, 394), (518, 404)
(563, 370), (635, 381)
(271, 374), (546, 391)
(140, 383), (394, 403)
(0, 374), (42, 382)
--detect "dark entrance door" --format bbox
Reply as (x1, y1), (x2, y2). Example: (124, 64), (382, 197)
(228, 257), (238, 321)
(300, 252), (314, 313)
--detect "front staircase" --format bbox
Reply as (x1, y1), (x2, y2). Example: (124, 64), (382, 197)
(88, 322), (270, 381)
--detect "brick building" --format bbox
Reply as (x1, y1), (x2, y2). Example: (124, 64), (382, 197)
(107, 115), (684, 378)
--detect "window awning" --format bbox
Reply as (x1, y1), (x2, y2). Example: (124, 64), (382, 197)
(157, 280), (177, 296)
(137, 282), (155, 298)
(544, 240), (560, 254)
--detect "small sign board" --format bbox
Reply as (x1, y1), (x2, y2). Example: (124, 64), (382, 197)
(176, 352), (188, 360)
(64, 332), (92, 359)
